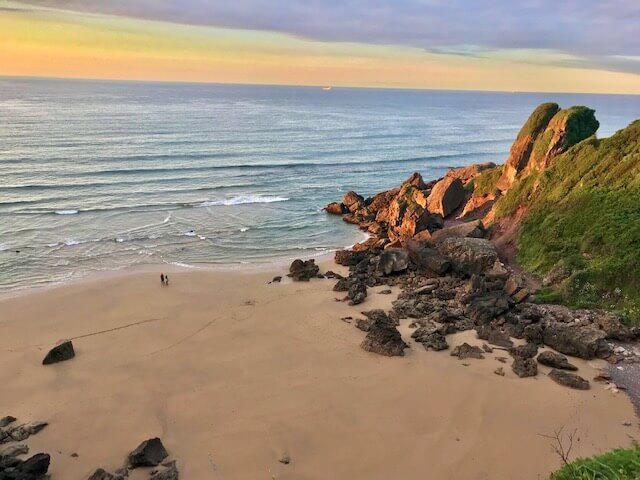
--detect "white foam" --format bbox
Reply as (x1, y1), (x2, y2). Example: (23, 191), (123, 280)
(169, 261), (198, 269)
(115, 238), (125, 243)
(184, 231), (197, 237)
(240, 227), (249, 232)
(55, 210), (79, 215)
(198, 235), (206, 240)
(65, 239), (82, 246)
(0, 244), (6, 252)
(196, 195), (289, 208)
(163, 213), (172, 223)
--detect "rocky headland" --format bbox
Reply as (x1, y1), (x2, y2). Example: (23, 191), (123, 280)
(316, 102), (640, 395)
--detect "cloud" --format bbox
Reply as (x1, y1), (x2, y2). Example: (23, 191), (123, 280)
(17, 0), (640, 74)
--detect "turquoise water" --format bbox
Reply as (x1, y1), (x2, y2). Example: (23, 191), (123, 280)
(1, 77), (639, 291)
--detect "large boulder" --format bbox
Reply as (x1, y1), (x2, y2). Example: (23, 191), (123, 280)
(426, 177), (465, 217)
(377, 249), (409, 276)
(401, 172), (427, 190)
(128, 438), (169, 468)
(342, 191), (365, 213)
(429, 220), (485, 243)
(436, 237), (498, 276)
(360, 316), (407, 357)
(451, 343), (484, 359)
(541, 322), (612, 360)
(548, 369), (590, 390)
(42, 340), (75, 365)
(405, 241), (451, 275)
(512, 357), (538, 378)
(411, 321), (449, 351)
(150, 461), (180, 480)
(324, 202), (346, 215)
(446, 162), (497, 186)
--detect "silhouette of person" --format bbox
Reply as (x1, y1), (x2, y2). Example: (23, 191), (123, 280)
(164, 274), (169, 286)
(160, 273), (165, 285)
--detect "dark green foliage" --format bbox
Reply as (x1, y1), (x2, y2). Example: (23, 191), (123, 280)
(534, 287), (563, 304)
(560, 106), (600, 149)
(517, 102), (560, 138)
(507, 120), (640, 322)
(549, 446), (640, 480)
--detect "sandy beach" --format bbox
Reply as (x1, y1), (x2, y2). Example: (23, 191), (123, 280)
(0, 261), (636, 480)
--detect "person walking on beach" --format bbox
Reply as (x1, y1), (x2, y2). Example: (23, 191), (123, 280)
(160, 273), (165, 285)
(164, 274), (169, 286)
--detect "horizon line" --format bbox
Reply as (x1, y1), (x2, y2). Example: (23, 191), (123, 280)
(2, 74), (639, 98)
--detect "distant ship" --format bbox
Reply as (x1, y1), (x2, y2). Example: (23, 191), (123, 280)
(322, 86), (333, 91)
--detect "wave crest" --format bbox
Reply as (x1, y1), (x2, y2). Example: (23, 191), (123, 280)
(195, 195), (289, 208)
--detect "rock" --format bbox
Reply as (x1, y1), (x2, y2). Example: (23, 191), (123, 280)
(537, 351), (578, 371)
(0, 417), (16, 428)
(464, 292), (510, 324)
(411, 321), (449, 351)
(429, 220), (485, 243)
(278, 455), (291, 465)
(494, 367), (505, 376)
(451, 343), (484, 360)
(270, 276), (282, 283)
(405, 242), (451, 276)
(426, 177), (465, 217)
(446, 162), (497, 186)
(542, 262), (572, 287)
(150, 460), (179, 480)
(88, 468), (122, 480)
(360, 317), (407, 357)
(509, 342), (538, 360)
(436, 237), (498, 276)
(476, 325), (514, 348)
(377, 248), (409, 275)
(512, 357), (538, 377)
(0, 445), (28, 457)
(324, 202), (347, 215)
(42, 340), (75, 365)
(18, 453), (51, 478)
(378, 289), (392, 295)
(511, 288), (530, 303)
(401, 172), (427, 190)
(542, 322), (612, 359)
(482, 343), (493, 353)
(458, 193), (497, 221)
(343, 191), (365, 212)
(504, 277), (520, 296)
(548, 369), (590, 390)
(334, 250), (368, 267)
(128, 438), (169, 468)
(2, 421), (48, 443)
(347, 281), (367, 305)
(595, 312), (632, 341)
(288, 259), (320, 281)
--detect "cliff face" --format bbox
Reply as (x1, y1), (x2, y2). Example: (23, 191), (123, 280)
(496, 103), (599, 192)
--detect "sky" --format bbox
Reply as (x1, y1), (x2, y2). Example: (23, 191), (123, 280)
(1, 0), (639, 93)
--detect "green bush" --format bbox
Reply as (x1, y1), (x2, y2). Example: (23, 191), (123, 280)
(470, 165), (502, 196)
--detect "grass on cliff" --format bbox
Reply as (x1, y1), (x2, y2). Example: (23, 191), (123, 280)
(467, 165), (502, 196)
(549, 446), (640, 480)
(494, 120), (640, 322)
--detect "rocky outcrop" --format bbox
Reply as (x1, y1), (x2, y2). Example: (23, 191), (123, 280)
(446, 162), (496, 186)
(0, 421), (47, 444)
(377, 249), (409, 275)
(429, 220), (485, 243)
(541, 322), (611, 360)
(451, 343), (484, 359)
(0, 453), (50, 480)
(426, 177), (465, 217)
(42, 340), (75, 365)
(495, 103), (598, 192)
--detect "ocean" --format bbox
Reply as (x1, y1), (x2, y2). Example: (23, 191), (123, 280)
(1, 77), (639, 292)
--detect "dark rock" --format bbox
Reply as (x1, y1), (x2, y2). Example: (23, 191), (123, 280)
(42, 340), (75, 365)
(378, 289), (393, 295)
(334, 250), (368, 267)
(1, 422), (48, 443)
(324, 271), (343, 280)
(278, 455), (291, 465)
(512, 357), (538, 378)
(494, 367), (505, 376)
(360, 317), (407, 357)
(0, 417), (16, 429)
(377, 249), (409, 275)
(451, 343), (484, 360)
(595, 312), (632, 341)
(476, 325), (514, 348)
(542, 322), (612, 359)
(287, 259), (320, 282)
(548, 369), (590, 390)
(537, 351), (578, 371)
(0, 445), (29, 458)
(464, 292), (510, 324)
(19, 453), (50, 477)
(88, 468), (122, 480)
(128, 438), (168, 468)
(426, 177), (465, 217)
(436, 237), (498, 276)
(411, 321), (449, 351)
(150, 461), (179, 480)
(270, 276), (282, 283)
(347, 281), (367, 305)
(405, 243), (451, 275)
(509, 343), (538, 360)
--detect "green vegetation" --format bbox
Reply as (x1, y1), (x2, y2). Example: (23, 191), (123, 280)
(517, 102), (560, 138)
(495, 120), (640, 322)
(549, 446), (640, 480)
(556, 106), (600, 149)
(469, 165), (502, 196)
(534, 287), (563, 304)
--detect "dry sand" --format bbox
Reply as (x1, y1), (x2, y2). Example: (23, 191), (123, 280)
(0, 262), (637, 480)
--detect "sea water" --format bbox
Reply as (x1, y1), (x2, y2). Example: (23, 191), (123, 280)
(1, 77), (639, 291)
